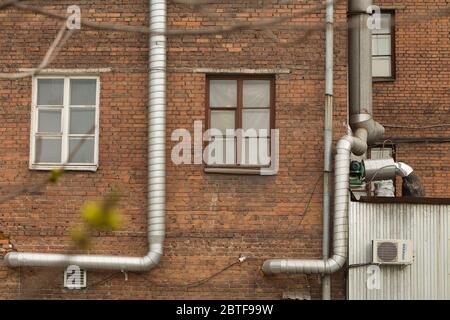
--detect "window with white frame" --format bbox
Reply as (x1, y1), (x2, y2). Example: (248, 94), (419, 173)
(372, 11), (395, 79)
(30, 76), (100, 171)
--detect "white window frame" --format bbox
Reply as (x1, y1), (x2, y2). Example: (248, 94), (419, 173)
(30, 75), (100, 171)
(372, 10), (395, 80)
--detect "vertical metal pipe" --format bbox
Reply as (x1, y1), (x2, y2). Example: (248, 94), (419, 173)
(322, 0), (334, 301)
(262, 134), (368, 275)
(348, 0), (373, 118)
(261, 0), (385, 294)
(4, 0), (167, 271)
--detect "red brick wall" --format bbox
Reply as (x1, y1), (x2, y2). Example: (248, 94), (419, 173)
(0, 0), (448, 300)
(373, 0), (450, 197)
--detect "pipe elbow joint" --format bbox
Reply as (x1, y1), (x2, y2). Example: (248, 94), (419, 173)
(336, 135), (367, 156)
(395, 162), (414, 177)
(324, 255), (346, 273)
(261, 259), (280, 275)
(336, 135), (354, 151)
(141, 251), (163, 271)
(3, 252), (19, 267)
(350, 114), (385, 145)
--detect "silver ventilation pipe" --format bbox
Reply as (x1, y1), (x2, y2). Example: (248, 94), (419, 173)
(347, 0), (384, 146)
(5, 0), (167, 271)
(263, 133), (368, 275)
(322, 0), (334, 301)
(364, 158), (414, 181)
(262, 0), (384, 280)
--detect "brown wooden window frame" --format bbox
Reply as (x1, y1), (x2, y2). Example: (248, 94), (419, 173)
(372, 9), (396, 82)
(205, 75), (275, 172)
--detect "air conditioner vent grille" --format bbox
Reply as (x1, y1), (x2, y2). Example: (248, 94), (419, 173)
(377, 242), (398, 262)
(372, 239), (413, 265)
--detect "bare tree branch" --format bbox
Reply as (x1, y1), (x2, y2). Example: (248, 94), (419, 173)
(0, 23), (74, 79)
(6, 0), (344, 36)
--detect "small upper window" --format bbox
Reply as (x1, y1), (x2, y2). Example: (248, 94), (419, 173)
(372, 11), (395, 80)
(30, 76), (99, 171)
(206, 76), (274, 167)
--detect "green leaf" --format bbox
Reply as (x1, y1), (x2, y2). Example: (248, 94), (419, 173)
(48, 169), (63, 183)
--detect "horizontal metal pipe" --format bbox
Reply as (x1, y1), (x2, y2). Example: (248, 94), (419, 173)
(364, 158), (414, 181)
(262, 0), (385, 278)
(5, 0), (167, 271)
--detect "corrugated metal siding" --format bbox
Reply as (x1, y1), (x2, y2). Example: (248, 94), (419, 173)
(348, 202), (450, 300)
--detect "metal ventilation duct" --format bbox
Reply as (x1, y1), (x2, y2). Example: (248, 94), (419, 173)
(5, 0), (167, 271)
(364, 158), (414, 181)
(262, 0), (385, 276)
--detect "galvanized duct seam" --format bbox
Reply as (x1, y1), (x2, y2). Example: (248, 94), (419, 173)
(4, 0), (167, 271)
(322, 0), (334, 299)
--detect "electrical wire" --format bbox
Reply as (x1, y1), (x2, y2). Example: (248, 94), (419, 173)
(297, 173), (323, 228)
(347, 262), (377, 269)
(381, 139), (395, 150)
(368, 164), (400, 183)
(383, 123), (450, 129)
(84, 272), (122, 290)
(132, 256), (253, 289)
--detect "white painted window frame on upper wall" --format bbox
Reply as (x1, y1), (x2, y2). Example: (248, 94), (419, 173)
(29, 75), (100, 171)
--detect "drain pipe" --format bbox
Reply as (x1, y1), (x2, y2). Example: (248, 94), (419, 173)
(262, 0), (384, 287)
(5, 0), (167, 271)
(322, 0), (334, 301)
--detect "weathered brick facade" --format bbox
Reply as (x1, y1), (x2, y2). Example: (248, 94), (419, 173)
(373, 1), (450, 197)
(0, 0), (448, 299)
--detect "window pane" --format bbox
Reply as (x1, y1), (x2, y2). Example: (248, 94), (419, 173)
(210, 110), (235, 135)
(69, 138), (95, 163)
(205, 137), (235, 165)
(243, 80), (270, 108)
(242, 109), (270, 132)
(70, 79), (97, 105)
(372, 56), (392, 77)
(372, 35), (391, 56)
(35, 137), (61, 163)
(209, 80), (237, 108)
(373, 13), (391, 34)
(37, 79), (64, 105)
(38, 109), (62, 133)
(70, 108), (96, 134)
(241, 137), (270, 166)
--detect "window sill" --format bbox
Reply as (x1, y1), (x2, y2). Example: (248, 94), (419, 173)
(373, 78), (395, 83)
(204, 166), (276, 175)
(29, 164), (98, 172)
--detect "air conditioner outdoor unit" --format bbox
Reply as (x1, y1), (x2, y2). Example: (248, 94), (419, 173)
(372, 240), (413, 265)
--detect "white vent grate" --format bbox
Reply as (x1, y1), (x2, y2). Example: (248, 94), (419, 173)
(377, 241), (398, 262)
(64, 265), (87, 289)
